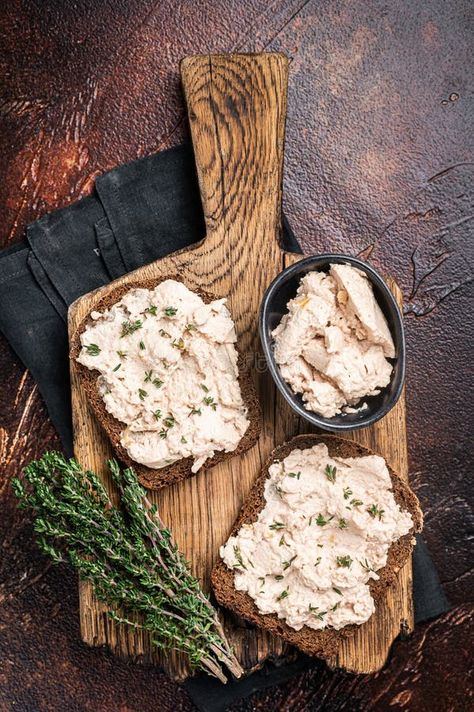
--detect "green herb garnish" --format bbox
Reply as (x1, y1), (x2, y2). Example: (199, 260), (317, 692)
(269, 522), (285, 531)
(338, 518), (347, 529)
(343, 487), (353, 500)
(276, 589), (289, 602)
(164, 307), (178, 317)
(203, 396), (217, 410)
(360, 558), (375, 573)
(85, 343), (100, 356)
(282, 555), (297, 570)
(309, 606), (327, 621)
(120, 320), (142, 337)
(325, 464), (337, 483)
(287, 471), (301, 479)
(138, 388), (147, 401)
(113, 363), (121, 372)
(367, 504), (385, 520)
(145, 305), (157, 316)
(233, 545), (247, 570)
(336, 555), (353, 568)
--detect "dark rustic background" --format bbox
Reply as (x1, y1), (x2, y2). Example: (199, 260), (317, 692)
(1, 1), (473, 710)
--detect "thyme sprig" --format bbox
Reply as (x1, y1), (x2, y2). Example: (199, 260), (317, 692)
(11, 453), (242, 683)
(367, 504), (385, 520)
(120, 319), (142, 337)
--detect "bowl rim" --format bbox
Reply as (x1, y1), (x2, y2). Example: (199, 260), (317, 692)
(258, 253), (406, 432)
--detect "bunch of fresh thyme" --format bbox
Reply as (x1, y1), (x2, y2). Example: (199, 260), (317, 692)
(12, 452), (242, 683)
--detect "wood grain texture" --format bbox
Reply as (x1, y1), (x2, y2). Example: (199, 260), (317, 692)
(69, 53), (413, 680)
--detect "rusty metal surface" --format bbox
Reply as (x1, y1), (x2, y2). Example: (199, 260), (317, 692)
(0, 1), (473, 710)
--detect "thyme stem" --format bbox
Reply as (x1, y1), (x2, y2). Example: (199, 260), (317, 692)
(12, 452), (242, 682)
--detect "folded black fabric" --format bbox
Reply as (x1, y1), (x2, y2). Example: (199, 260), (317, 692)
(0, 144), (448, 711)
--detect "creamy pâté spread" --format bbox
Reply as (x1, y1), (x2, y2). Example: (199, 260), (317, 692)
(220, 443), (413, 631)
(77, 279), (249, 472)
(272, 264), (395, 417)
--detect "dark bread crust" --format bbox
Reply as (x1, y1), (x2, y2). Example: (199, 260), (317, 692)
(69, 275), (262, 490)
(211, 434), (423, 659)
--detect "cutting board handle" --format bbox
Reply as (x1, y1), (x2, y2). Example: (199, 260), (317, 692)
(180, 53), (288, 258)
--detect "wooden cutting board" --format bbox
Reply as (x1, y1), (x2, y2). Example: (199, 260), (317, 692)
(68, 53), (413, 680)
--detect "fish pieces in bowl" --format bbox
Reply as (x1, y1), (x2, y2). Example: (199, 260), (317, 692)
(259, 254), (405, 432)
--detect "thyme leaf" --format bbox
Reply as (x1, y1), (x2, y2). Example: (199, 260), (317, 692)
(85, 343), (100, 356)
(325, 464), (337, 483)
(172, 338), (185, 350)
(336, 555), (353, 568)
(233, 545), (247, 570)
(367, 504), (385, 520)
(282, 555), (297, 570)
(120, 320), (142, 337)
(203, 396), (217, 410)
(287, 471), (301, 479)
(164, 307), (178, 317)
(360, 558), (375, 573)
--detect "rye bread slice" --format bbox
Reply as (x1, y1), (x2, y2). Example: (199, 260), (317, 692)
(211, 434), (423, 660)
(69, 275), (262, 490)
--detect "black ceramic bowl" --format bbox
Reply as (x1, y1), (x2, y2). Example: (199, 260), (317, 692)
(259, 254), (405, 431)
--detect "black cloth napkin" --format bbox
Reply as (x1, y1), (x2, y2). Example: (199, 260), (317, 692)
(0, 144), (449, 711)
